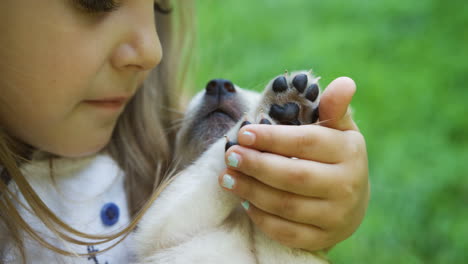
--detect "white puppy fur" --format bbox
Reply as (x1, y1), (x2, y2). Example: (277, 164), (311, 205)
(134, 71), (328, 264)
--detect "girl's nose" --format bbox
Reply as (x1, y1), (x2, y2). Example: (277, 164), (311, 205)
(111, 7), (162, 71)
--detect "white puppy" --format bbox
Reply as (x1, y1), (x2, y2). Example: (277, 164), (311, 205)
(134, 71), (328, 264)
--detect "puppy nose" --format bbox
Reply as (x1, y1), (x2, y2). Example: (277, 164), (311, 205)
(205, 79), (236, 98)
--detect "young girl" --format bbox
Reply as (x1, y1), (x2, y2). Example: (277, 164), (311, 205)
(0, 0), (369, 263)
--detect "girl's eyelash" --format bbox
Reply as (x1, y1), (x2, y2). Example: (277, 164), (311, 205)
(74, 0), (121, 13)
(74, 0), (173, 14)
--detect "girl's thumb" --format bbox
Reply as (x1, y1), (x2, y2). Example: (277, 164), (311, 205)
(318, 77), (359, 131)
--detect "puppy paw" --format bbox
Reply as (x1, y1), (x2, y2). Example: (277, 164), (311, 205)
(256, 70), (321, 125)
(225, 70), (321, 151)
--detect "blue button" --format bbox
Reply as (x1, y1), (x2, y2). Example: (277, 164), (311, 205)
(101, 203), (119, 226)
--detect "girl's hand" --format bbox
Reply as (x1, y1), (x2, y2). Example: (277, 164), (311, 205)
(219, 77), (369, 251)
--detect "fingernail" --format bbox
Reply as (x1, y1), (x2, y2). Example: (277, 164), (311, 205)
(222, 174), (235, 189)
(227, 152), (241, 168)
(241, 131), (256, 146)
(241, 201), (250, 210)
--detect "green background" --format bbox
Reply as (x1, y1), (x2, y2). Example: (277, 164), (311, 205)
(194, 0), (468, 263)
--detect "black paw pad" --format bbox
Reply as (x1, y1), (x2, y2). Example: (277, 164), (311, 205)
(311, 106), (319, 123)
(225, 140), (238, 151)
(269, 103), (300, 124)
(240, 120), (251, 128)
(272, 76), (288, 93)
(292, 74), (308, 93)
(260, 118), (272, 125)
(305, 83), (319, 102)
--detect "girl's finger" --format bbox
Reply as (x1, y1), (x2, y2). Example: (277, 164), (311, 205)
(225, 145), (344, 198)
(241, 201), (336, 251)
(219, 169), (338, 229)
(237, 124), (348, 164)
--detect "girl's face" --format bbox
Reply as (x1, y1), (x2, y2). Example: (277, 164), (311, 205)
(0, 0), (162, 157)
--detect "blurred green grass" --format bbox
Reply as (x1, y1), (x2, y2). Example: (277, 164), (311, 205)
(194, 0), (468, 263)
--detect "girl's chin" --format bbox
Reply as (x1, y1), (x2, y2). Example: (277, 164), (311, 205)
(40, 140), (110, 159)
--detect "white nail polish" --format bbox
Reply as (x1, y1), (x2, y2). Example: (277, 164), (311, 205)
(241, 201), (250, 210)
(228, 152), (241, 168)
(222, 174), (235, 189)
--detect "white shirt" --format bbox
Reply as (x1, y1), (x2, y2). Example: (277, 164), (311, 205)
(3, 154), (134, 264)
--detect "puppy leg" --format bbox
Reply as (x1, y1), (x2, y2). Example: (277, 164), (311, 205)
(134, 120), (249, 260)
(137, 209), (256, 264)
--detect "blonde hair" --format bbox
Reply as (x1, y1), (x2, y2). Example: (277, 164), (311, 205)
(0, 0), (195, 262)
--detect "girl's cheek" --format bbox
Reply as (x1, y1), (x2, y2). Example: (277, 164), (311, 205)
(0, 87), (121, 157)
